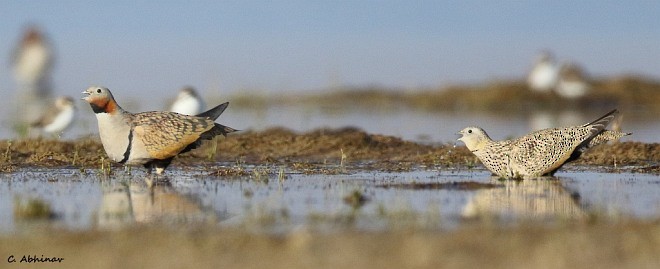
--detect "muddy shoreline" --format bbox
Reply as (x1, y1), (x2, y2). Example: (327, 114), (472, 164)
(0, 127), (657, 174)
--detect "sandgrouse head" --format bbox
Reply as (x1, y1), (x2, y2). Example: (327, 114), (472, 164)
(82, 86), (120, 114)
(457, 127), (491, 152)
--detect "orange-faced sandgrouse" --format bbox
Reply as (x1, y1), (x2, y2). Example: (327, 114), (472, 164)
(82, 86), (237, 175)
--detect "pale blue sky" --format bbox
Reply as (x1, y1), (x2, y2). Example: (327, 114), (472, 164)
(1, 1), (659, 102)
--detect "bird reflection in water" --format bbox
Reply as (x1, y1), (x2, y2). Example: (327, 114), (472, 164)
(96, 180), (215, 228)
(462, 178), (586, 221)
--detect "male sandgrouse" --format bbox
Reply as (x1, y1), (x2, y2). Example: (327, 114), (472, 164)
(82, 86), (237, 175)
(169, 86), (205, 116)
(457, 109), (630, 179)
(31, 96), (76, 137)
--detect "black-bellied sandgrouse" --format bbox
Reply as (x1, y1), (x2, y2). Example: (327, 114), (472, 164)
(31, 96), (76, 137)
(82, 86), (237, 175)
(457, 109), (630, 179)
(169, 86), (205, 116)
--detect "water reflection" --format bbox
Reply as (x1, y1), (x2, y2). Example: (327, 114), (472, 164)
(1, 170), (659, 233)
(96, 180), (215, 228)
(462, 178), (586, 221)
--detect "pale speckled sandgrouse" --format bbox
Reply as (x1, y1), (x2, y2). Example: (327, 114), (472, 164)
(82, 86), (237, 175)
(457, 109), (630, 179)
(169, 86), (205, 116)
(30, 96), (76, 137)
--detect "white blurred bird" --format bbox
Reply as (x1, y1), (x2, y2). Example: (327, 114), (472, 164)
(31, 96), (76, 137)
(10, 26), (55, 128)
(169, 86), (205, 116)
(11, 26), (54, 93)
(555, 62), (590, 99)
(527, 51), (559, 93)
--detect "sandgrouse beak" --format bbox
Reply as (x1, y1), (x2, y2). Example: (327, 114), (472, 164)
(456, 131), (464, 141)
(81, 89), (91, 101)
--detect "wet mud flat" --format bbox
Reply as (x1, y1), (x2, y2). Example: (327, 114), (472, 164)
(0, 128), (659, 268)
(0, 127), (657, 172)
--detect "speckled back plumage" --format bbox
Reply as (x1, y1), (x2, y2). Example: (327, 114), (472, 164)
(459, 109), (630, 179)
(471, 139), (513, 178)
(131, 112), (215, 159)
(508, 125), (599, 177)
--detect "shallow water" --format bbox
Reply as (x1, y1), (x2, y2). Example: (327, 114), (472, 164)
(1, 166), (659, 233)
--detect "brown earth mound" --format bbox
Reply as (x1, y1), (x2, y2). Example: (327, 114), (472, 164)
(0, 128), (657, 174)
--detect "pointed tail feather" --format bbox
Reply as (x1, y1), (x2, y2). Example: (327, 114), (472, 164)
(180, 124), (239, 154)
(214, 123), (239, 137)
(583, 109), (618, 135)
(197, 123), (238, 140)
(197, 102), (229, 121)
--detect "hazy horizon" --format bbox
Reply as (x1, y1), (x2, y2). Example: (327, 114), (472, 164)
(1, 1), (659, 104)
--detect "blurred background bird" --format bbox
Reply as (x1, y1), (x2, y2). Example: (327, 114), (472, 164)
(10, 25), (55, 135)
(168, 86), (205, 116)
(30, 96), (76, 138)
(527, 51), (559, 93)
(555, 62), (591, 99)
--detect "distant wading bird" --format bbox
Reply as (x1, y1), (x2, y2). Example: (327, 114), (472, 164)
(30, 96), (76, 138)
(457, 109), (630, 179)
(169, 86), (205, 116)
(12, 26), (53, 92)
(82, 86), (237, 175)
(527, 51), (559, 93)
(555, 62), (590, 99)
(11, 26), (55, 127)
